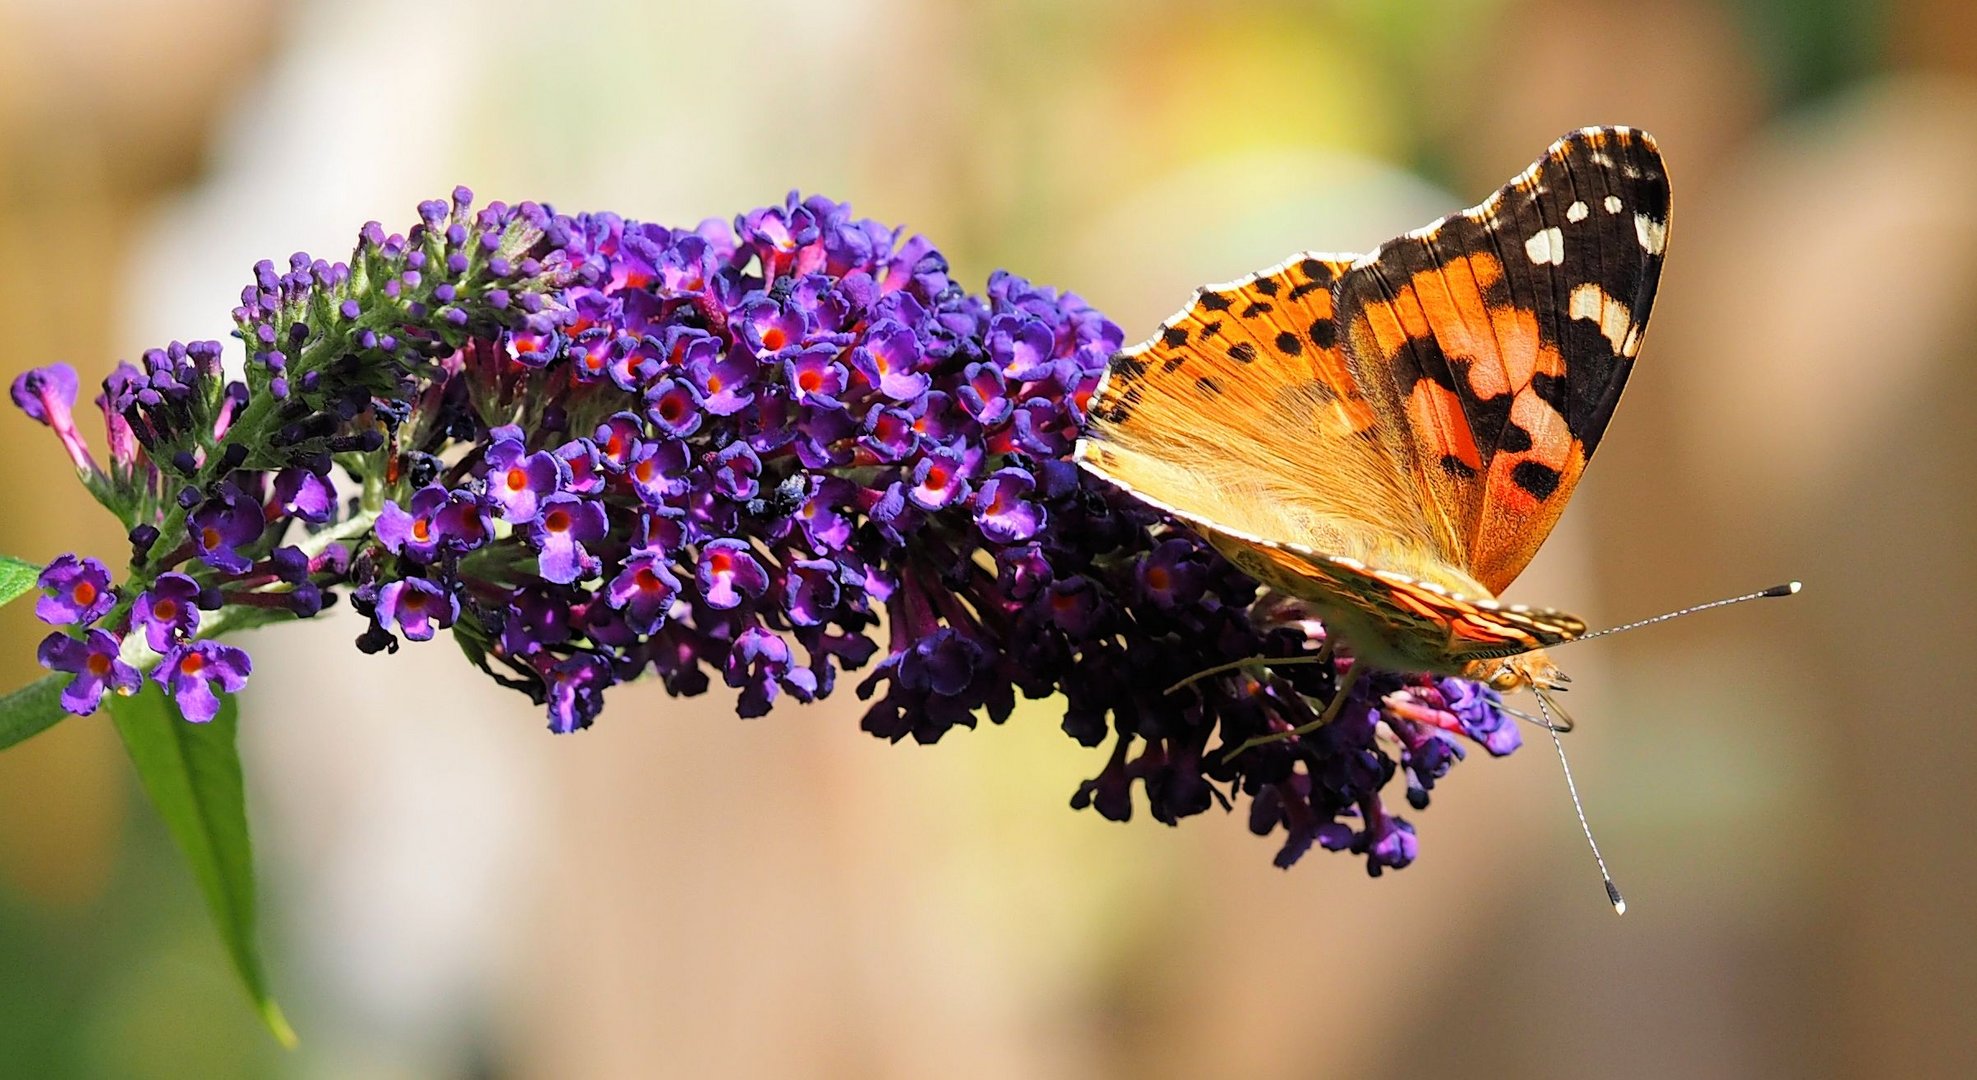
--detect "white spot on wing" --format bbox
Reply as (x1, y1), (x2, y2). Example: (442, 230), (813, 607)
(1603, 194), (1623, 213)
(1569, 283), (1632, 353)
(1524, 227), (1565, 265)
(1566, 200), (1589, 222)
(1634, 214), (1668, 255)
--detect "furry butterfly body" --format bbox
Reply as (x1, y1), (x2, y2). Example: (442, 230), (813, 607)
(1075, 127), (1669, 692)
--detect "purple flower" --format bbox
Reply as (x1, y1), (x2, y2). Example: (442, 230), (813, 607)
(593, 413), (645, 473)
(10, 364), (96, 472)
(188, 486), (265, 573)
(626, 439), (690, 504)
(273, 466), (335, 523)
(850, 320), (930, 400)
(783, 557), (841, 626)
(557, 438), (605, 495)
(973, 467), (1044, 544)
(697, 538), (768, 609)
(605, 552), (682, 635)
(484, 438), (565, 525)
(153, 641), (252, 723)
(1136, 538), (1208, 610)
(738, 297), (808, 358)
(989, 313), (1059, 381)
(907, 444), (971, 511)
(544, 652), (611, 733)
(685, 342), (759, 417)
(376, 577), (458, 641)
(528, 493), (608, 584)
(377, 486), (489, 561)
(710, 442), (761, 501)
(644, 376), (704, 439)
(36, 554), (116, 626)
(784, 346), (848, 408)
(132, 572), (202, 652)
(37, 630), (140, 714)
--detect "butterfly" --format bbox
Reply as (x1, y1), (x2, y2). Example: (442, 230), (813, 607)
(1075, 127), (1668, 706)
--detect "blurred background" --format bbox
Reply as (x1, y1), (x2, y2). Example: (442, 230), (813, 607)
(1, 0), (1971, 1076)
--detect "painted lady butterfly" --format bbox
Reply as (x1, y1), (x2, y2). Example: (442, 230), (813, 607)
(1076, 127), (1669, 705)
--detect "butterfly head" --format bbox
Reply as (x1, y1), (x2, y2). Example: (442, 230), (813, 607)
(1465, 649), (1567, 694)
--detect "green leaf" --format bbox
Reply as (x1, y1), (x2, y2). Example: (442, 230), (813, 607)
(0, 553), (40, 609)
(0, 673), (68, 752)
(110, 684), (297, 1048)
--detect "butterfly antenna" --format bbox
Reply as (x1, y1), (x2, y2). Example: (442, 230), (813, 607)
(1536, 689), (1624, 915)
(1572, 581), (1801, 644)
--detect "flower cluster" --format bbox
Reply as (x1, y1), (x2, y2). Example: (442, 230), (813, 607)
(11, 190), (1521, 873)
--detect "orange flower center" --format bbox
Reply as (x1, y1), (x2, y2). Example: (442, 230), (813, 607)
(545, 509), (571, 533)
(762, 328), (787, 351)
(179, 652), (206, 676)
(153, 598), (179, 621)
(72, 580), (97, 606)
(86, 653), (113, 677)
(506, 467), (529, 492)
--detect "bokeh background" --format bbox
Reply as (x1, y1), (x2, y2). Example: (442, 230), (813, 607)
(2, 1), (1971, 1076)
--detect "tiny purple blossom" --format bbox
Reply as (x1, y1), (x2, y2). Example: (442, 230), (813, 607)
(605, 552), (682, 635)
(738, 297), (808, 358)
(376, 577), (458, 641)
(132, 572), (202, 652)
(850, 320), (929, 400)
(686, 344), (759, 417)
(784, 557), (841, 626)
(272, 466), (335, 523)
(645, 376), (704, 439)
(908, 445), (971, 511)
(529, 493), (608, 584)
(37, 630), (141, 714)
(544, 652), (611, 734)
(153, 641), (252, 724)
(696, 538), (768, 610)
(188, 486), (264, 574)
(36, 554), (116, 626)
(484, 439), (566, 524)
(10, 364), (96, 472)
(973, 467), (1044, 544)
(784, 345), (848, 408)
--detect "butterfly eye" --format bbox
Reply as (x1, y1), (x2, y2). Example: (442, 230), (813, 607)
(1487, 665), (1522, 691)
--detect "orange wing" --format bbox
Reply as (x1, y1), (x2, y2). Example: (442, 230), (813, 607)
(1335, 127), (1669, 592)
(1076, 253), (1450, 571)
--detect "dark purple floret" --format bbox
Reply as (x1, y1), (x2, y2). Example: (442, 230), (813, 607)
(36, 554), (117, 626)
(36, 630), (141, 714)
(527, 493), (608, 585)
(154, 641), (252, 724)
(188, 486), (265, 573)
(605, 552), (681, 635)
(272, 466), (335, 524)
(375, 577), (457, 641)
(697, 538), (768, 610)
(483, 437), (565, 525)
(132, 572), (203, 652)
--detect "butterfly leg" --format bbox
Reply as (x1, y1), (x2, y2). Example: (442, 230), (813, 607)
(1163, 640), (1332, 696)
(1220, 661), (1364, 760)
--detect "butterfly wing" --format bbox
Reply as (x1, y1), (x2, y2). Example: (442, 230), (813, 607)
(1213, 534), (1585, 672)
(1076, 128), (1663, 671)
(1335, 126), (1669, 593)
(1077, 253), (1453, 571)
